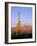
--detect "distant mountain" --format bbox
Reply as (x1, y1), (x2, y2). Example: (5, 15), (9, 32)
(11, 25), (32, 34)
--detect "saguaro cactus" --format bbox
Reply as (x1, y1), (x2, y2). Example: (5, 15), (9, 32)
(17, 12), (21, 34)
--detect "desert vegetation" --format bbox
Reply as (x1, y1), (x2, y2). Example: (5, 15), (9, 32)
(11, 25), (32, 39)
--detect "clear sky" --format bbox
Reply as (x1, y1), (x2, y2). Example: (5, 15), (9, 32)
(11, 6), (32, 27)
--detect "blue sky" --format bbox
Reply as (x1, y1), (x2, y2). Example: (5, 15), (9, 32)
(11, 6), (32, 27)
